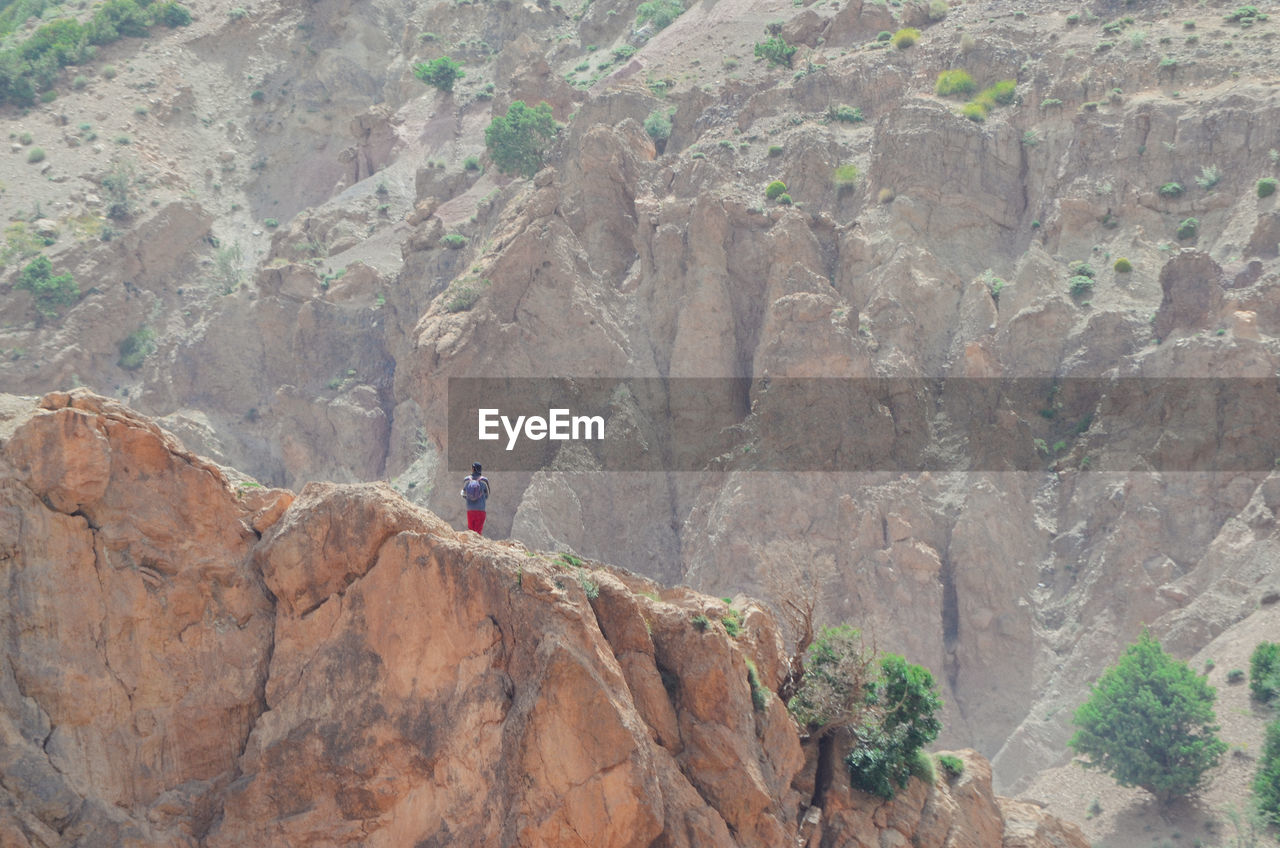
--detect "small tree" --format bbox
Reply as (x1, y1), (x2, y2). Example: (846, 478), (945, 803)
(845, 654), (943, 798)
(414, 56), (464, 93)
(1069, 629), (1227, 804)
(788, 626), (942, 800)
(484, 100), (558, 178)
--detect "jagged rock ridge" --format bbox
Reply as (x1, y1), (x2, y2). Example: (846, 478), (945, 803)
(0, 390), (1087, 847)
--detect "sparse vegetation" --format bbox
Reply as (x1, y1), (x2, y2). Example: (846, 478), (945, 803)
(26, 147), (44, 164)
(644, 108), (673, 143)
(441, 233), (467, 249)
(935, 69), (976, 98)
(936, 753), (964, 779)
(17, 255), (79, 318)
(746, 658), (769, 711)
(754, 35), (796, 67)
(1160, 182), (1185, 198)
(1251, 642), (1280, 702)
(1177, 217), (1199, 240)
(102, 159), (139, 220)
(834, 164), (860, 189)
(1258, 177), (1278, 198)
(828, 104), (864, 123)
(636, 0), (684, 31)
(721, 606), (743, 637)
(117, 326), (155, 370)
(484, 100), (558, 178)
(892, 27), (920, 49)
(0, 1), (192, 106)
(927, 0), (948, 21)
(413, 56), (465, 93)
(1195, 164), (1222, 190)
(1069, 629), (1227, 805)
(1258, 719), (1280, 825)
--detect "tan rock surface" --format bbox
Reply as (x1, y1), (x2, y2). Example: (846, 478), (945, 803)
(0, 391), (1087, 847)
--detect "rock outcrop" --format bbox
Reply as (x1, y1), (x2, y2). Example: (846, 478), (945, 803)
(0, 391), (1087, 847)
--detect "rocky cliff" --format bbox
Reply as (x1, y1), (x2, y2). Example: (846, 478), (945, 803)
(3, 0), (1280, 811)
(0, 390), (1087, 847)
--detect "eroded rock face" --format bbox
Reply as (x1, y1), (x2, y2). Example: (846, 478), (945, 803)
(0, 391), (1086, 847)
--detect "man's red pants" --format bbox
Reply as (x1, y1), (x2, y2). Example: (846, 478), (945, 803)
(467, 510), (486, 534)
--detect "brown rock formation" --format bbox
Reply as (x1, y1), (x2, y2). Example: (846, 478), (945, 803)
(0, 391), (1087, 847)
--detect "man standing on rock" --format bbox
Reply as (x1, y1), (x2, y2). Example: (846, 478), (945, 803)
(461, 461), (490, 535)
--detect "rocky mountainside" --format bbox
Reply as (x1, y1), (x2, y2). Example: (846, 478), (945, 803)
(2, 0), (1280, 834)
(0, 389), (1089, 847)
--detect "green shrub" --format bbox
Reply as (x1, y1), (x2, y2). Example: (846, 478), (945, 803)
(1258, 719), (1280, 825)
(961, 102), (986, 122)
(1160, 181), (1184, 197)
(937, 753), (965, 778)
(413, 56), (464, 93)
(1069, 275), (1095, 299)
(1070, 629), (1226, 804)
(892, 27), (920, 49)
(1251, 642), (1280, 702)
(1225, 5), (1267, 25)
(1195, 164), (1221, 190)
(1114, 257), (1133, 273)
(441, 233), (467, 249)
(777, 193), (792, 205)
(1069, 261), (1096, 278)
(927, 0), (948, 21)
(983, 79), (1017, 105)
(845, 654), (943, 799)
(443, 279), (487, 312)
(484, 100), (558, 177)
(1176, 217), (1199, 240)
(746, 658), (769, 712)
(636, 0), (684, 30)
(834, 164), (860, 188)
(463, 155), (480, 171)
(17, 255), (79, 318)
(768, 144), (783, 156)
(692, 613), (709, 631)
(26, 147), (44, 163)
(644, 108), (673, 142)
(1228, 668), (1246, 684)
(1040, 98), (1063, 109)
(152, 2), (192, 27)
(101, 158), (138, 219)
(754, 36), (796, 67)
(876, 30), (892, 42)
(910, 747), (936, 782)
(935, 69), (975, 97)
(1258, 177), (1278, 198)
(117, 326), (155, 369)
(829, 104), (864, 123)
(765, 180), (787, 200)
(722, 607), (743, 637)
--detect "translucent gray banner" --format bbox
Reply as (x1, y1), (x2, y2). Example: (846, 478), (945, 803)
(446, 377), (1280, 472)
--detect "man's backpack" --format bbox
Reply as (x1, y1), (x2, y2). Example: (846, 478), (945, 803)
(464, 477), (486, 503)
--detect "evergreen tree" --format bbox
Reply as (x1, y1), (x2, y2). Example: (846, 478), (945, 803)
(1070, 629), (1227, 804)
